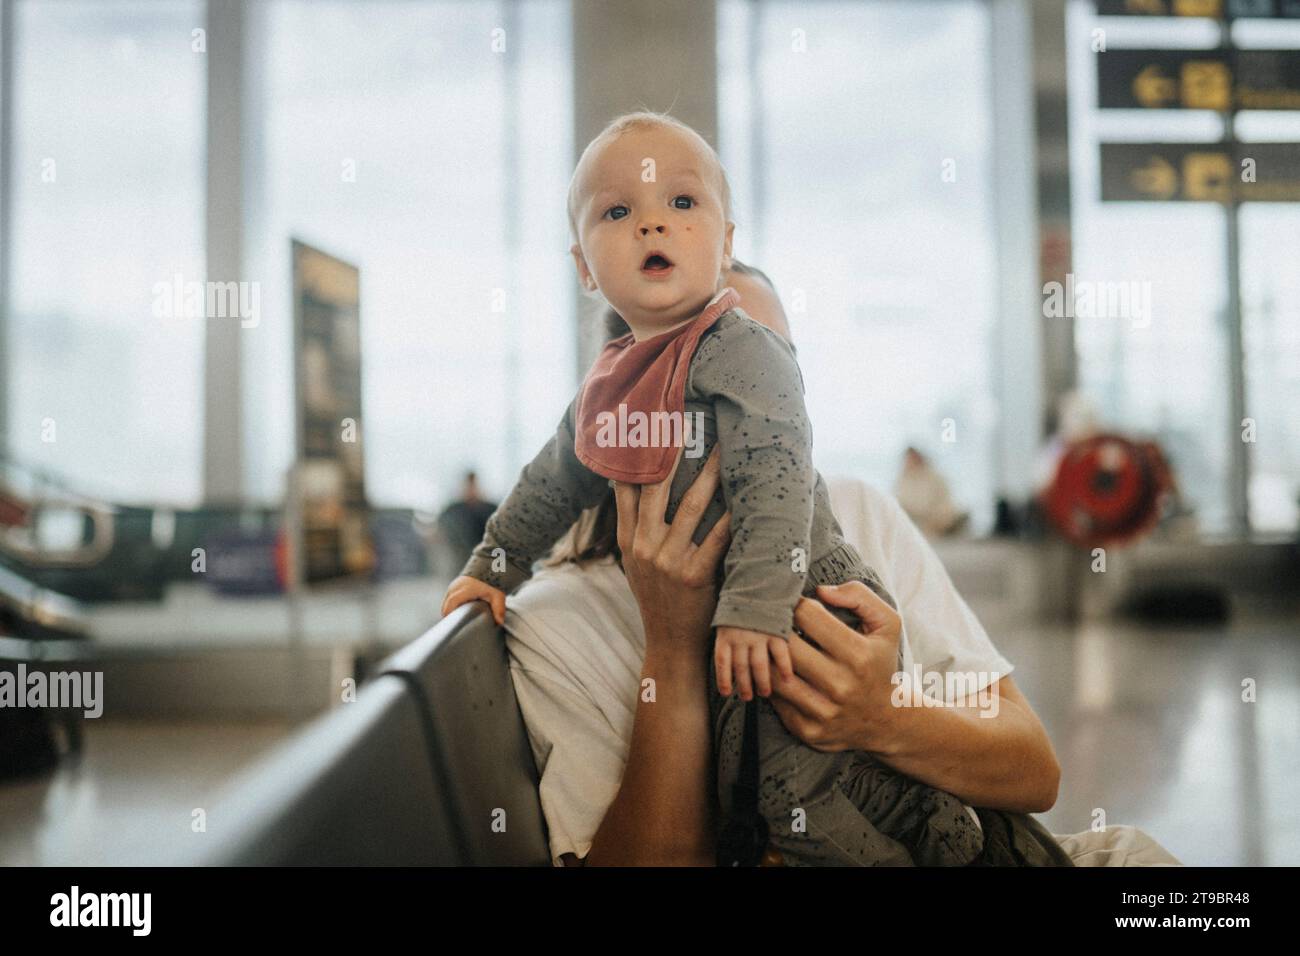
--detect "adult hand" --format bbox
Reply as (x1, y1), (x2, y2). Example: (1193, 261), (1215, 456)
(768, 581), (903, 755)
(612, 446), (731, 655)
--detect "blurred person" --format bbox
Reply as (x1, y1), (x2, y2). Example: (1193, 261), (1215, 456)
(434, 471), (497, 576)
(893, 446), (967, 537)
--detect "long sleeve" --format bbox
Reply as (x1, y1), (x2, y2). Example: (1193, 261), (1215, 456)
(458, 393), (611, 593)
(688, 314), (815, 638)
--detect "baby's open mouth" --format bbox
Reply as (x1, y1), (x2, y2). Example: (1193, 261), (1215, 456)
(641, 253), (674, 274)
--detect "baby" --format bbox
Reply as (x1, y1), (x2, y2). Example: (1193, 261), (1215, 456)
(441, 112), (989, 866)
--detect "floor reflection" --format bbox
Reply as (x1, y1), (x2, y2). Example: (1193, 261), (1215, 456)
(985, 608), (1297, 865)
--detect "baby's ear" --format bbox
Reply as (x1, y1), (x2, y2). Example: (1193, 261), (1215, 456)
(722, 221), (735, 266)
(570, 244), (595, 291)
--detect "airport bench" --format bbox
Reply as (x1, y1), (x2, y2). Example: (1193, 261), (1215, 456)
(377, 603), (551, 866)
(160, 603), (549, 866)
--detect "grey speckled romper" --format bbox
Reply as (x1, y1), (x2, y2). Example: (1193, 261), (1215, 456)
(460, 300), (986, 866)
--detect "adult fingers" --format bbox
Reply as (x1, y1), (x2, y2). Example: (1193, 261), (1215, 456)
(792, 595), (878, 667)
(665, 445), (722, 554)
(780, 615), (845, 693)
(769, 668), (838, 729)
(814, 582), (900, 636)
(685, 511), (730, 586)
(612, 481), (640, 556)
(636, 444), (686, 531)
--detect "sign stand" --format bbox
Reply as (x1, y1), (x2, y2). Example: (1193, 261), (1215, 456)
(283, 462), (312, 715)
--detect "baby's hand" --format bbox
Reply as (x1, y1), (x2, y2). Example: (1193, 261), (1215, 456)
(714, 626), (795, 700)
(441, 575), (507, 626)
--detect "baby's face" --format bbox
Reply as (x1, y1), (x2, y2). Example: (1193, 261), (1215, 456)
(571, 126), (734, 338)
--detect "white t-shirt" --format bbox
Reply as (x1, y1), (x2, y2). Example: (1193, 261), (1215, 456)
(503, 478), (1015, 866)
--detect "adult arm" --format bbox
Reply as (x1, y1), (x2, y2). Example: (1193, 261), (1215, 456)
(568, 448), (731, 866)
(885, 671), (1060, 813)
(770, 584), (1061, 813)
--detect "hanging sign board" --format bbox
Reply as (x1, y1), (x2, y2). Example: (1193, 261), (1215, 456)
(1098, 49), (1300, 110)
(1100, 141), (1300, 200)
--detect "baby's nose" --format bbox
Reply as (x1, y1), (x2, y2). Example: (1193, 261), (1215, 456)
(638, 222), (666, 235)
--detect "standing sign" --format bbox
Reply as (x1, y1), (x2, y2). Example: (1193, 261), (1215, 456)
(291, 240), (374, 585)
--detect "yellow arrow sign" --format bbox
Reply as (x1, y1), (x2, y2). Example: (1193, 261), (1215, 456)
(1173, 0), (1221, 15)
(1130, 155), (1178, 199)
(1181, 60), (1231, 111)
(1183, 152), (1233, 201)
(1133, 65), (1178, 108)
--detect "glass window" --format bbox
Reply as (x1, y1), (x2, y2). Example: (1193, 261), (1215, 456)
(10, 0), (206, 506)
(1235, 22), (1300, 533)
(1067, 2), (1300, 535)
(1241, 206), (1300, 533)
(246, 0), (574, 512)
(718, 0), (1000, 530)
(1067, 1), (1233, 533)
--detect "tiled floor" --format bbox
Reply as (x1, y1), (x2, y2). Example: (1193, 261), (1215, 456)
(0, 718), (298, 865)
(2, 609), (1296, 866)
(983, 607), (1300, 866)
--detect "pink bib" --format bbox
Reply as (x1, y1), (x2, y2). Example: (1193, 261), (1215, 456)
(575, 287), (741, 484)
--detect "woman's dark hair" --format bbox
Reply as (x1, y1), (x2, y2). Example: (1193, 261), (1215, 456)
(549, 259), (775, 567)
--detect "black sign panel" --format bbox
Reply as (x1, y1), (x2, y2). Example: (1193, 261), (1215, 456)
(1100, 142), (1300, 200)
(1098, 49), (1300, 110)
(1097, 0), (1300, 17)
(292, 240), (375, 585)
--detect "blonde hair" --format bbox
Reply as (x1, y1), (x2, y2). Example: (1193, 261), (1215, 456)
(566, 110), (733, 245)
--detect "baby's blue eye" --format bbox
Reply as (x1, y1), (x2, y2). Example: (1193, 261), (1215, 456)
(604, 205), (629, 220)
(673, 195), (695, 209)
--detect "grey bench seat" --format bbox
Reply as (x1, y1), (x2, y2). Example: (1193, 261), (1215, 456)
(151, 602), (549, 866)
